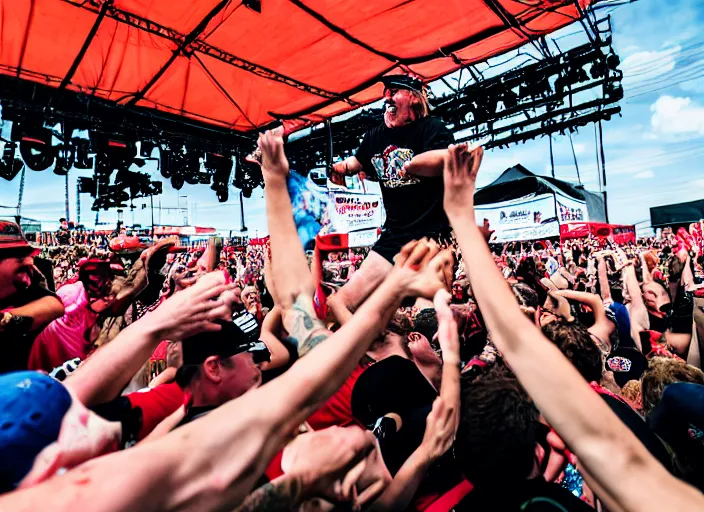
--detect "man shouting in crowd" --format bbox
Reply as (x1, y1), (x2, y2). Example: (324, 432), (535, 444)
(0, 221), (64, 373)
(328, 74), (455, 321)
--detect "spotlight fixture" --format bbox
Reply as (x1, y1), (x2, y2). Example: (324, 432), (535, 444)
(53, 145), (75, 176)
(0, 142), (24, 181)
(73, 139), (94, 169)
(77, 176), (97, 196)
(207, 152), (234, 203)
(13, 121), (56, 171)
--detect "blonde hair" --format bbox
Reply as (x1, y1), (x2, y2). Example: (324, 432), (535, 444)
(642, 357), (704, 417)
(409, 89), (430, 119)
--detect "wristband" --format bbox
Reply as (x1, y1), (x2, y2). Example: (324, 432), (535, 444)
(0, 313), (33, 335)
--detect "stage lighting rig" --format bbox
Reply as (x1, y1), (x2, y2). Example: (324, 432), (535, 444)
(12, 121), (55, 171)
(53, 145), (74, 176)
(233, 150), (261, 199)
(72, 138), (94, 169)
(91, 186), (129, 211)
(159, 143), (207, 189)
(0, 142), (24, 181)
(207, 152), (234, 203)
(77, 176), (97, 196)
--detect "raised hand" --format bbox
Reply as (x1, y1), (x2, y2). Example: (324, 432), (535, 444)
(391, 239), (454, 299)
(258, 126), (289, 185)
(144, 271), (234, 341)
(434, 289), (461, 367)
(414, 289), (461, 464)
(281, 426), (377, 504)
(443, 142), (484, 220)
(418, 392), (459, 464)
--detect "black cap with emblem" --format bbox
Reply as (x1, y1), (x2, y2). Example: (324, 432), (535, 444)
(380, 74), (425, 93)
(181, 311), (270, 366)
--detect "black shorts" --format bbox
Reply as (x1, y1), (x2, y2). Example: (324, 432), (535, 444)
(372, 225), (453, 263)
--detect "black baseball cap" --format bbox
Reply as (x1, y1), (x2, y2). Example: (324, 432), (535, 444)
(380, 74), (424, 92)
(351, 356), (437, 427)
(181, 313), (269, 365)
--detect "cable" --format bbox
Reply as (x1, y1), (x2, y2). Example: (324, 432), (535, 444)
(624, 70), (704, 101)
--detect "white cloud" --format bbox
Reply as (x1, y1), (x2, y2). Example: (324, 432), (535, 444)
(650, 95), (704, 138)
(634, 170), (654, 179)
(573, 143), (585, 155)
(622, 46), (680, 85)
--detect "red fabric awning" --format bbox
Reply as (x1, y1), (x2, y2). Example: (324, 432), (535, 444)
(1, 0), (593, 132)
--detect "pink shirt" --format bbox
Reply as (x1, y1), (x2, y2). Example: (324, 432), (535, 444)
(29, 281), (98, 372)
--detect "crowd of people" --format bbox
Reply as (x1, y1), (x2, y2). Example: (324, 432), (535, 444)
(2, 74), (704, 512)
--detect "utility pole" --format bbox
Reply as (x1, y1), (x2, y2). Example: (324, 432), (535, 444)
(239, 191), (247, 232)
(150, 194), (155, 233)
(16, 166), (26, 223)
(65, 171), (70, 222)
(76, 182), (81, 225)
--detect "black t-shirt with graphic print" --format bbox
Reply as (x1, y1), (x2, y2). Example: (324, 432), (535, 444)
(355, 117), (454, 231)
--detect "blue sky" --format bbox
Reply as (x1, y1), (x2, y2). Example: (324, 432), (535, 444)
(2, 0), (704, 236)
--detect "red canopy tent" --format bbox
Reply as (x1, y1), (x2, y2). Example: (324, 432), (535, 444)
(1, 0), (594, 133)
(560, 222), (636, 245)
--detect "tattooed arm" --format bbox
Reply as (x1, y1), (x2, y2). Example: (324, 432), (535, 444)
(257, 128), (333, 357)
(234, 476), (303, 512)
(260, 127), (316, 311)
(283, 295), (331, 357)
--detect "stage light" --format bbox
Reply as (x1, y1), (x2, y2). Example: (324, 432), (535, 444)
(207, 152), (234, 203)
(139, 140), (158, 158)
(73, 139), (94, 169)
(0, 142), (24, 181)
(183, 151), (206, 185)
(590, 60), (606, 79)
(234, 155), (262, 199)
(606, 53), (620, 70)
(13, 121), (56, 171)
(77, 176), (97, 196)
(53, 145), (75, 176)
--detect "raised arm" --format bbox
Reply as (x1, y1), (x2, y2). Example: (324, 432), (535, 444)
(403, 149), (447, 177)
(258, 306), (291, 370)
(553, 289), (614, 349)
(369, 289), (460, 512)
(442, 143), (704, 512)
(5, 240), (451, 512)
(65, 273), (234, 406)
(639, 252), (654, 284)
(7, 295), (64, 332)
(331, 156), (364, 186)
(258, 129), (332, 356)
(596, 253), (613, 305)
(259, 127), (316, 310)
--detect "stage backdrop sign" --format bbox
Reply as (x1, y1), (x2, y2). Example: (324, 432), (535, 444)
(556, 193), (588, 223)
(475, 194), (559, 242)
(328, 193), (383, 234)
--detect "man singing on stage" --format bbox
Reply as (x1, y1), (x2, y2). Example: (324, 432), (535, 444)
(327, 74), (476, 321)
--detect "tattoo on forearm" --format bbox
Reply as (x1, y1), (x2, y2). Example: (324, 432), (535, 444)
(285, 295), (331, 357)
(233, 476), (303, 512)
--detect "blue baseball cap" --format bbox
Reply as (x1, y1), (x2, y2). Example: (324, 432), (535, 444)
(0, 371), (72, 491)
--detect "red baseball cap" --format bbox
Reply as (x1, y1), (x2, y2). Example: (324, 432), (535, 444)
(0, 220), (39, 255)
